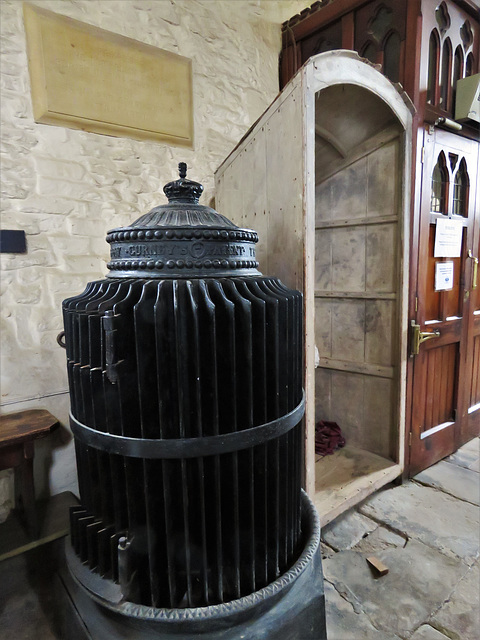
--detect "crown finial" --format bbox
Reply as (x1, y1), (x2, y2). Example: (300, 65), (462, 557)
(163, 163), (203, 203)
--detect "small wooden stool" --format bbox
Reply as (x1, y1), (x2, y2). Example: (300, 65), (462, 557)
(0, 409), (59, 539)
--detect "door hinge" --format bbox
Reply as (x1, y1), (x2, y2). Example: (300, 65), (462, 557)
(421, 146), (425, 164)
(415, 296), (418, 312)
(409, 431), (412, 447)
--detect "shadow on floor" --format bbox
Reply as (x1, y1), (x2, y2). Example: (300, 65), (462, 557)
(0, 540), (63, 640)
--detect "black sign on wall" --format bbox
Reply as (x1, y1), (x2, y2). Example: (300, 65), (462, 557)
(0, 230), (27, 254)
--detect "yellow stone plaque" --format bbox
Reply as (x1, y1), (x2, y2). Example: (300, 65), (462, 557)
(23, 3), (193, 147)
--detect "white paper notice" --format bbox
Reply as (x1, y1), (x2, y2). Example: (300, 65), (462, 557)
(435, 261), (454, 291)
(434, 218), (463, 258)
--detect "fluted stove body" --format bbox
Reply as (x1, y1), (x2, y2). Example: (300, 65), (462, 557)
(62, 164), (326, 639)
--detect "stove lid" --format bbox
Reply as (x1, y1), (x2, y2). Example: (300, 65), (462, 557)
(106, 163), (260, 278)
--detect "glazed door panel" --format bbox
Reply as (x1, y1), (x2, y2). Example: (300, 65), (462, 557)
(409, 127), (479, 475)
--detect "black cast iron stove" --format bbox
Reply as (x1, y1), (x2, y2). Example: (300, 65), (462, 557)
(62, 164), (326, 639)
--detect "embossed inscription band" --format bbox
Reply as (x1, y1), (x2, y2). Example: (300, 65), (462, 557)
(110, 241), (254, 260)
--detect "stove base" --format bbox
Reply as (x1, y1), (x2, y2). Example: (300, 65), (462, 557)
(60, 543), (325, 639)
(63, 491), (327, 639)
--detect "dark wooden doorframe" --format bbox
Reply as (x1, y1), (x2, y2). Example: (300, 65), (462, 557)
(408, 125), (480, 476)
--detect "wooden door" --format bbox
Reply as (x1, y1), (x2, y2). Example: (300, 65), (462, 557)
(409, 126), (480, 475)
(464, 191), (480, 440)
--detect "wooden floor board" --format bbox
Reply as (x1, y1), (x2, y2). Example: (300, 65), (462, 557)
(0, 491), (78, 561)
(314, 445), (401, 526)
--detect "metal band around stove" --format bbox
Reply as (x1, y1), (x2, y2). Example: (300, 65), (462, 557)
(70, 391), (305, 459)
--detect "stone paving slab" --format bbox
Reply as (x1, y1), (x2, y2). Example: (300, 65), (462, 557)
(321, 542), (336, 559)
(323, 580), (402, 640)
(468, 457), (480, 472)
(446, 439), (479, 471)
(322, 539), (469, 639)
(430, 561), (480, 640)
(410, 625), (451, 640)
(359, 482), (479, 564)
(321, 510), (378, 551)
(352, 524), (406, 554)
(414, 460), (480, 506)
(458, 437), (480, 453)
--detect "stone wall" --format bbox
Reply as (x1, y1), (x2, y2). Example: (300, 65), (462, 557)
(0, 0), (306, 513)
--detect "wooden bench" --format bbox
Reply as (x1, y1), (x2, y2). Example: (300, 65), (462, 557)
(0, 409), (59, 539)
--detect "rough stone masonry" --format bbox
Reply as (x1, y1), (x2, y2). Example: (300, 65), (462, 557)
(0, 0), (307, 515)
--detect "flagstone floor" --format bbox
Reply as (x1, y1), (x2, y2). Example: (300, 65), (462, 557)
(321, 437), (479, 640)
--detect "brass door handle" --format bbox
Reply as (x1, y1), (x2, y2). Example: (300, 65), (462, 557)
(467, 250), (478, 290)
(410, 320), (440, 356)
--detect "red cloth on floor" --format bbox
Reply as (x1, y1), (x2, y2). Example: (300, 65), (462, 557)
(315, 420), (346, 456)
